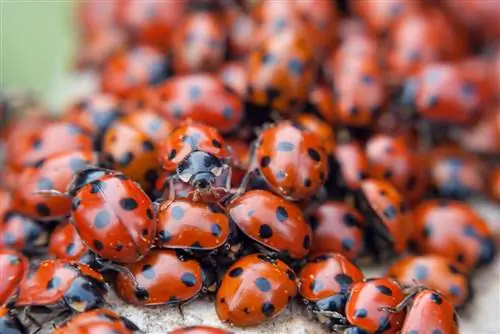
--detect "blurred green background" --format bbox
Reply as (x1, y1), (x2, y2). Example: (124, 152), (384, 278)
(0, 0), (76, 105)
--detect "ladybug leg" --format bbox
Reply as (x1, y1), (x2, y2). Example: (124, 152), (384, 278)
(95, 259), (141, 291)
(177, 304), (185, 319)
(378, 286), (425, 313)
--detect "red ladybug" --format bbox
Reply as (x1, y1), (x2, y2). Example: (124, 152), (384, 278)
(224, 4), (255, 59)
(76, 26), (127, 69)
(159, 122), (232, 202)
(156, 199), (231, 254)
(0, 212), (48, 254)
(331, 141), (370, 196)
(307, 202), (365, 260)
(12, 150), (98, 220)
(306, 85), (338, 126)
(216, 253), (298, 327)
(49, 223), (94, 265)
(0, 249), (28, 305)
(156, 75), (243, 134)
(250, 121), (329, 201)
(299, 253), (364, 329)
(15, 260), (107, 314)
(115, 249), (213, 306)
(54, 309), (141, 334)
(227, 190), (312, 261)
(387, 255), (471, 308)
(169, 325), (233, 334)
(69, 168), (157, 264)
(411, 200), (496, 270)
(294, 114), (335, 155)
(219, 61), (248, 99)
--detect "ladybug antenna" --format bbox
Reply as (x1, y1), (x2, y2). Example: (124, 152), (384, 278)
(32, 189), (71, 198)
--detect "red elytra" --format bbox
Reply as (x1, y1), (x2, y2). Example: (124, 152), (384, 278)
(227, 190), (312, 260)
(219, 61), (248, 99)
(333, 141), (370, 192)
(0, 249), (29, 305)
(307, 85), (338, 126)
(216, 254), (298, 327)
(49, 223), (91, 263)
(53, 309), (140, 334)
(294, 114), (335, 154)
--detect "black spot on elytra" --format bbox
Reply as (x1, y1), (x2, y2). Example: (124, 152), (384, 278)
(146, 208), (154, 220)
(93, 210), (111, 229)
(276, 206), (288, 222)
(304, 178), (312, 187)
(37, 177), (53, 190)
(349, 106), (359, 116)
(135, 288), (149, 301)
(343, 213), (360, 227)
(222, 106), (233, 119)
(354, 308), (367, 318)
(211, 224), (222, 237)
(228, 267), (243, 277)
(171, 206), (185, 220)
(261, 156), (271, 168)
(261, 302), (275, 317)
(335, 274), (353, 287)
(423, 225), (431, 238)
(118, 152), (135, 166)
(32, 138), (42, 150)
(308, 148), (321, 162)
(120, 198), (138, 211)
(383, 169), (393, 179)
(93, 240), (104, 251)
(376, 285), (393, 296)
(142, 264), (155, 280)
(46, 277), (62, 290)
(448, 264), (460, 274)
(382, 205), (397, 220)
(456, 253), (465, 264)
(142, 229), (148, 237)
(407, 175), (417, 190)
(66, 243), (75, 256)
(142, 140), (155, 152)
(430, 292), (443, 305)
(310, 279), (324, 293)
(308, 215), (319, 231)
(276, 141), (295, 152)
(36, 203), (51, 217)
(144, 169), (158, 184)
(212, 139), (222, 148)
(342, 239), (354, 251)
(255, 277), (271, 292)
(449, 285), (461, 297)
(168, 150), (177, 161)
(181, 273), (197, 287)
(265, 87), (281, 102)
(259, 224), (273, 239)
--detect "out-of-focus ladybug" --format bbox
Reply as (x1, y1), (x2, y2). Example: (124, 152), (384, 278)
(459, 107), (500, 155)
(307, 202), (365, 260)
(219, 61), (247, 99)
(305, 85), (338, 126)
(358, 179), (412, 255)
(12, 150), (97, 221)
(0, 249), (28, 305)
(387, 255), (471, 308)
(366, 134), (427, 204)
(156, 199), (231, 255)
(101, 46), (168, 98)
(294, 114), (335, 155)
(64, 94), (122, 148)
(156, 75), (243, 134)
(329, 141), (369, 198)
(171, 12), (226, 74)
(223, 4), (255, 59)
(54, 309), (141, 334)
(76, 26), (127, 70)
(248, 121), (328, 201)
(159, 122), (232, 202)
(0, 212), (48, 254)
(0, 188), (12, 220)
(15, 260), (107, 314)
(77, 1), (118, 35)
(0, 307), (25, 334)
(411, 200), (496, 270)
(120, 87), (160, 114)
(227, 190), (312, 261)
(0, 164), (22, 192)
(428, 144), (484, 199)
(115, 249), (214, 306)
(49, 223), (94, 265)
(216, 253), (297, 327)
(102, 111), (172, 193)
(247, 30), (316, 118)
(169, 325), (233, 334)
(299, 253), (364, 330)
(459, 57), (495, 113)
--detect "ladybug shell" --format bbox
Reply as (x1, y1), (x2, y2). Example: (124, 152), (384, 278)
(401, 290), (459, 334)
(119, 111), (172, 144)
(333, 141), (369, 191)
(0, 249), (28, 305)
(157, 200), (230, 251)
(156, 75), (243, 134)
(219, 61), (248, 98)
(307, 85), (338, 125)
(12, 150), (98, 220)
(0, 307), (25, 334)
(121, 88), (160, 115)
(227, 190), (312, 259)
(295, 114), (335, 154)
(216, 254), (298, 327)
(76, 26), (127, 70)
(169, 325), (233, 334)
(308, 202), (365, 260)
(159, 122), (229, 172)
(411, 200), (495, 270)
(360, 179), (411, 253)
(247, 30), (316, 116)
(299, 253), (363, 307)
(256, 121), (329, 201)
(115, 249), (204, 306)
(171, 12), (226, 74)
(101, 46), (167, 98)
(15, 260), (104, 307)
(346, 278), (406, 333)
(387, 255), (470, 308)
(49, 223), (90, 262)
(54, 309), (140, 334)
(0, 212), (48, 253)
(72, 174), (156, 263)
(10, 122), (92, 169)
(459, 106), (500, 155)
(224, 6), (255, 59)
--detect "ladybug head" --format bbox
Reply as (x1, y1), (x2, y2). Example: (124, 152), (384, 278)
(67, 167), (114, 196)
(176, 151), (224, 190)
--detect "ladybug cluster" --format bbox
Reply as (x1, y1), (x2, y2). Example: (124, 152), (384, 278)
(1, 1), (499, 333)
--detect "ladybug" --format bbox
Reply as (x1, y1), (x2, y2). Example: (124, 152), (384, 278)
(459, 106), (500, 155)
(159, 122), (232, 202)
(64, 93), (122, 148)
(247, 30), (316, 118)
(307, 202), (365, 260)
(219, 61), (248, 99)
(337, 278), (406, 333)
(0, 307), (25, 334)
(77, 1), (118, 35)
(294, 114), (335, 155)
(399, 289), (459, 334)
(54, 309), (141, 334)
(216, 253), (298, 327)
(305, 85), (338, 126)
(156, 75), (244, 134)
(411, 199), (496, 270)
(225, 138), (251, 186)
(49, 223), (94, 265)
(227, 190), (312, 261)
(0, 188), (11, 220)
(366, 134), (427, 204)
(15, 260), (107, 314)
(298, 253), (364, 329)
(169, 325), (233, 334)
(357, 179), (411, 256)
(249, 121), (329, 201)
(488, 167), (500, 203)
(387, 255), (471, 308)
(224, 4), (256, 59)
(171, 11), (226, 74)
(102, 111), (172, 192)
(0, 249), (29, 305)
(156, 199), (231, 254)
(120, 87), (160, 115)
(0, 212), (48, 254)
(101, 46), (168, 98)
(115, 249), (214, 306)
(12, 150), (98, 221)
(76, 26), (127, 70)
(69, 168), (157, 264)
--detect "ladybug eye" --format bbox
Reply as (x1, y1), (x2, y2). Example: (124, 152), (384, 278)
(179, 172), (192, 183)
(211, 166), (223, 176)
